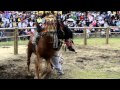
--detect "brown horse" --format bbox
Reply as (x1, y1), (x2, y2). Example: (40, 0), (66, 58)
(27, 31), (63, 79)
(27, 15), (63, 79)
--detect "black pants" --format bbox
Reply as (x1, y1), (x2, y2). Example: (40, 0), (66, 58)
(67, 46), (75, 52)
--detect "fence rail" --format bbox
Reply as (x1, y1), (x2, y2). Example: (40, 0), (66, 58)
(69, 26), (120, 29)
(0, 26), (120, 30)
(0, 26), (120, 55)
(0, 27), (36, 30)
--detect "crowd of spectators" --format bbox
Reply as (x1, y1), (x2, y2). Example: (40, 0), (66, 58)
(0, 11), (120, 40)
(61, 11), (120, 33)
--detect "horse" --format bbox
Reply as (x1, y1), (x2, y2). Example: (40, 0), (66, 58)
(27, 15), (64, 79)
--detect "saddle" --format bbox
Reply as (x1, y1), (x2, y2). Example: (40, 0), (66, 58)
(32, 31), (62, 52)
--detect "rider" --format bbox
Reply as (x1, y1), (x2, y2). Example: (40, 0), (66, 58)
(32, 16), (44, 46)
(32, 13), (52, 46)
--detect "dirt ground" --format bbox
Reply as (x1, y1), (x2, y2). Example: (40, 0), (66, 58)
(0, 45), (120, 79)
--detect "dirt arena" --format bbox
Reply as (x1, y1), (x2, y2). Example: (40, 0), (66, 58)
(0, 44), (120, 79)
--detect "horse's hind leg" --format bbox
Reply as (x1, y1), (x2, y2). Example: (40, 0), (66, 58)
(35, 58), (39, 79)
(27, 48), (32, 72)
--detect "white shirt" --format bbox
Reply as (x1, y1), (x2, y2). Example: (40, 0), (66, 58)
(18, 22), (22, 28)
(1, 23), (5, 28)
(86, 29), (91, 34)
(64, 21), (67, 25)
(22, 22), (27, 27)
(104, 22), (109, 27)
(82, 20), (86, 25)
(25, 19), (28, 25)
(99, 20), (104, 24)
(31, 14), (35, 19)
(13, 14), (16, 18)
(107, 11), (111, 15)
(88, 15), (94, 22)
(92, 13), (97, 18)
(98, 15), (103, 21)
(101, 31), (105, 35)
(6, 18), (10, 24)
(31, 29), (35, 33)
(61, 15), (65, 21)
(9, 23), (13, 28)
(0, 14), (2, 18)
(29, 21), (33, 27)
(2, 17), (6, 23)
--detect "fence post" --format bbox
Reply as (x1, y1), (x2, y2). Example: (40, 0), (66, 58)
(95, 29), (97, 38)
(84, 27), (87, 45)
(14, 28), (18, 55)
(106, 27), (109, 44)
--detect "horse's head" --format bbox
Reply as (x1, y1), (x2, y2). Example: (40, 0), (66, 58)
(44, 14), (57, 32)
(35, 14), (57, 33)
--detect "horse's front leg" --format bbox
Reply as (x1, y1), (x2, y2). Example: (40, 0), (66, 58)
(44, 59), (52, 79)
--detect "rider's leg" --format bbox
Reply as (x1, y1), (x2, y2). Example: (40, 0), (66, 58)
(32, 32), (38, 51)
(51, 52), (64, 75)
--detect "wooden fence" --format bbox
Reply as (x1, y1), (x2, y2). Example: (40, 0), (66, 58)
(0, 27), (35, 55)
(69, 27), (113, 45)
(0, 26), (120, 55)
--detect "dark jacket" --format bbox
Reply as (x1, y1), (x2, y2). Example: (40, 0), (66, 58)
(36, 23), (43, 33)
(63, 25), (73, 39)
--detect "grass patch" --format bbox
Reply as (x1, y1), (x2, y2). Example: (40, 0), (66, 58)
(65, 68), (120, 79)
(0, 38), (120, 49)
(73, 38), (120, 50)
(0, 40), (29, 47)
(73, 38), (120, 45)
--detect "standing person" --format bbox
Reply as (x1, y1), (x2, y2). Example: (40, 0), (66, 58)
(9, 22), (13, 28)
(86, 25), (91, 38)
(18, 21), (22, 28)
(59, 20), (77, 53)
(0, 12), (2, 23)
(29, 20), (33, 27)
